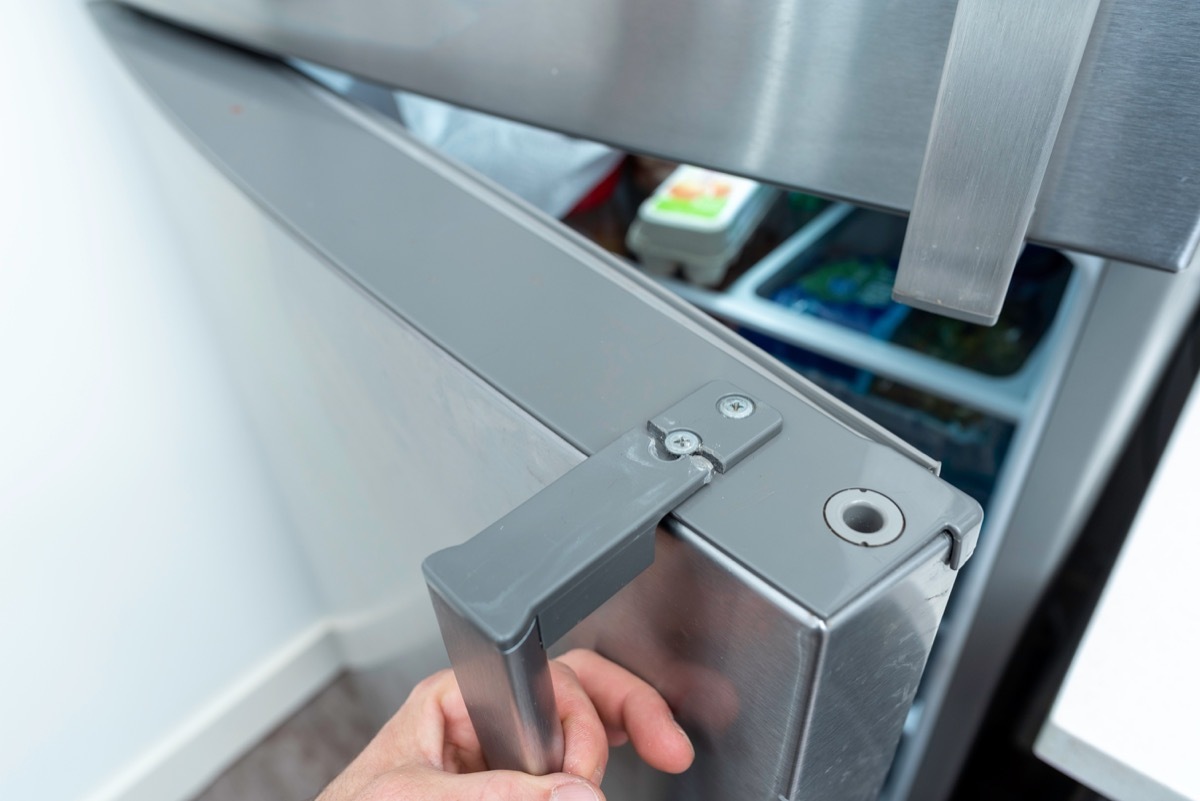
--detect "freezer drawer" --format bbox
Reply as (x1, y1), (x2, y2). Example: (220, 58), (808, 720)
(92, 6), (982, 799)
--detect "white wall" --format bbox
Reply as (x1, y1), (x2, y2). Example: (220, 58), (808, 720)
(0, 5), (334, 801)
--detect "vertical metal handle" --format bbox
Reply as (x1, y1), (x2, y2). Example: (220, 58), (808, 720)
(422, 382), (781, 774)
(893, 0), (1102, 325)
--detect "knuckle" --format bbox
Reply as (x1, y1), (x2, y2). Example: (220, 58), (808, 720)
(558, 648), (597, 668)
(409, 670), (452, 700)
(363, 770), (422, 800)
(551, 660), (581, 685)
(478, 771), (538, 801)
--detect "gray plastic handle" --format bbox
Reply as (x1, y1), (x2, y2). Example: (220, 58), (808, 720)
(422, 382), (781, 774)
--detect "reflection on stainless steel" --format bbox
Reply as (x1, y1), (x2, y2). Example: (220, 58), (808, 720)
(429, 596), (563, 775)
(118, 0), (1200, 272)
(562, 524), (816, 800)
(561, 525), (957, 801)
(895, 0), (1102, 324)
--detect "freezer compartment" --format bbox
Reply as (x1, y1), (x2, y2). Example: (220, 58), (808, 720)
(751, 208), (1074, 378)
(658, 203), (1088, 424)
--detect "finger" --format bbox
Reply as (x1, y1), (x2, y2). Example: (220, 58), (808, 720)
(549, 660), (610, 785)
(320, 671), (459, 798)
(359, 671), (455, 773)
(371, 765), (606, 801)
(557, 650), (695, 774)
(661, 663), (741, 735)
(425, 675), (490, 774)
(373, 670), (488, 774)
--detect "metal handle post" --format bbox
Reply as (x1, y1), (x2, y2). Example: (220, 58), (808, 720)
(894, 0), (1102, 325)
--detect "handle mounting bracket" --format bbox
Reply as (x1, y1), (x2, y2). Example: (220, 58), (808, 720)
(423, 380), (781, 774)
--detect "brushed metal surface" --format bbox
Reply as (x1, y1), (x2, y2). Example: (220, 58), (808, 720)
(788, 536), (956, 801)
(562, 524), (821, 800)
(1037, 0), (1200, 270)
(894, 0), (1101, 324)
(561, 527), (957, 801)
(430, 597), (564, 775)
(113, 0), (1200, 273)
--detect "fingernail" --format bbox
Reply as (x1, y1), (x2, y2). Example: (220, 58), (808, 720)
(672, 715), (690, 740)
(673, 718), (695, 755)
(551, 781), (599, 801)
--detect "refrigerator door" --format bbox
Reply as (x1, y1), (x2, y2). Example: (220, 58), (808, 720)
(110, 0), (1200, 277)
(91, 6), (982, 800)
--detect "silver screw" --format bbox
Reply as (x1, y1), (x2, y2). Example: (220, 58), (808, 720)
(663, 429), (701, 456)
(717, 395), (755, 419)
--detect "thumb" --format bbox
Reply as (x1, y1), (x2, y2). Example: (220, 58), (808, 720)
(376, 766), (606, 801)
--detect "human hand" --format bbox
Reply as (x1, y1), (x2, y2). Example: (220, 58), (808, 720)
(316, 649), (695, 801)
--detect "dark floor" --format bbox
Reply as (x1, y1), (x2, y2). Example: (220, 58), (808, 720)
(189, 674), (376, 801)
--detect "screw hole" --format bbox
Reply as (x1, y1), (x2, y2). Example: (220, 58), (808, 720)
(824, 488), (903, 547)
(842, 502), (885, 534)
(649, 439), (681, 461)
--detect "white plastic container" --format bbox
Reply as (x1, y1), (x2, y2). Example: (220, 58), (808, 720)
(626, 165), (777, 286)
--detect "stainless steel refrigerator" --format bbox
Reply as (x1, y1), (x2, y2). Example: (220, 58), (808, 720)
(90, 2), (1200, 799)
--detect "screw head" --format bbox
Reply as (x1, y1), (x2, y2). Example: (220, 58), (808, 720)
(663, 429), (701, 456)
(717, 395), (755, 419)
